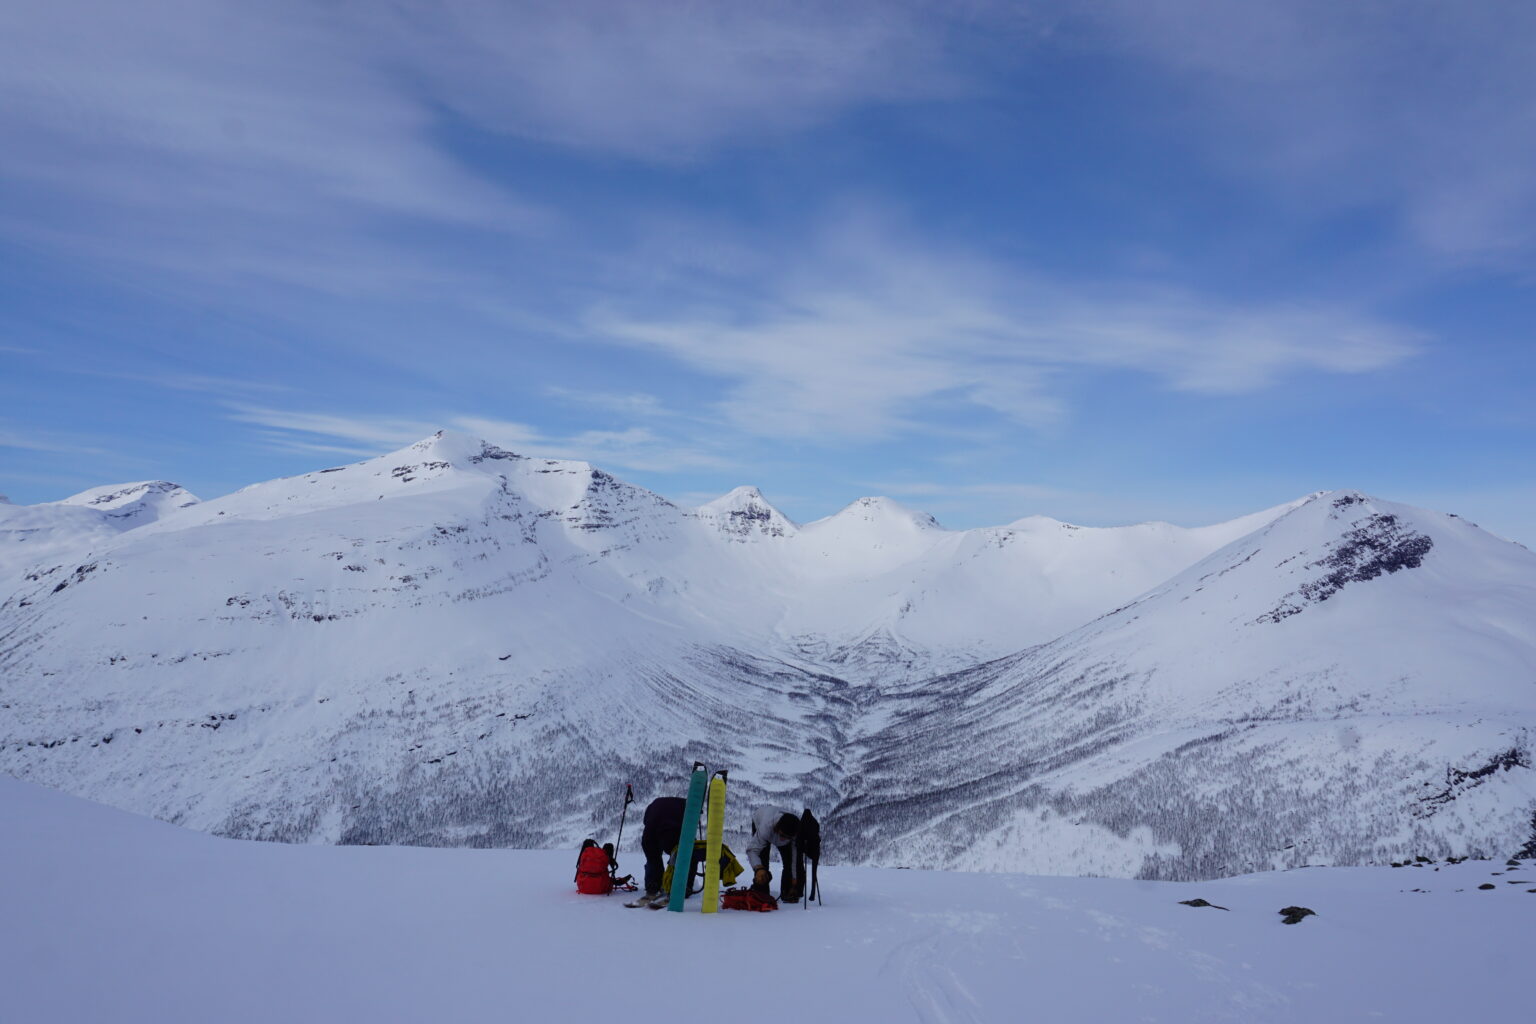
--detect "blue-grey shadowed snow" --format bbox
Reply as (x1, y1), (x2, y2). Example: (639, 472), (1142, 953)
(4, 775), (1532, 1024)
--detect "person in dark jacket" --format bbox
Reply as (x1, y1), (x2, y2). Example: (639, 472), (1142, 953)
(626, 796), (686, 907)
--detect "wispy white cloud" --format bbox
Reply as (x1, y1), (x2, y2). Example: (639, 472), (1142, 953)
(589, 216), (1420, 441)
(392, 0), (975, 160)
(0, 1), (994, 301)
(0, 427), (111, 457)
(864, 480), (1079, 502)
(544, 387), (673, 419)
(226, 405), (734, 474)
(226, 407), (437, 448)
(247, 434), (385, 460)
(1079, 0), (1536, 262)
(438, 417), (547, 449)
(68, 368), (292, 399)
(0, 1), (537, 299)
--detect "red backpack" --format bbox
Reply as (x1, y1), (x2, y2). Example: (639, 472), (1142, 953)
(575, 845), (612, 895)
(720, 887), (778, 912)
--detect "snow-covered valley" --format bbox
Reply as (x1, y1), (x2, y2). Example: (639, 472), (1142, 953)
(5, 775), (1532, 1024)
(2, 431), (1534, 879)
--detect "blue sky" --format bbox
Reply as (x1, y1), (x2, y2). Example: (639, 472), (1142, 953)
(3, 0), (1534, 542)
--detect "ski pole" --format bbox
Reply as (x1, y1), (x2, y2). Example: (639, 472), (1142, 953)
(614, 783), (634, 856)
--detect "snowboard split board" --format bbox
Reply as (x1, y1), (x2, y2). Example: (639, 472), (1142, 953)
(667, 762), (709, 912)
(701, 770), (727, 912)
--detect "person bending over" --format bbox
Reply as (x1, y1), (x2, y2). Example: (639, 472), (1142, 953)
(744, 805), (801, 902)
(625, 796), (685, 907)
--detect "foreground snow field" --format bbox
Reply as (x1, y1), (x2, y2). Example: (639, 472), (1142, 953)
(4, 777), (1529, 1023)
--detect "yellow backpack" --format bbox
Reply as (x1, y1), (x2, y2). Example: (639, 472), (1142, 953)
(662, 840), (745, 893)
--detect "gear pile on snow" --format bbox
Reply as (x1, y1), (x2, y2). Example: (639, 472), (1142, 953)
(721, 887), (778, 912)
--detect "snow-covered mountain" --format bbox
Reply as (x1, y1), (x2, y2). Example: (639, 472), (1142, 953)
(2, 431), (1532, 879)
(0, 479), (199, 589)
(839, 492), (1536, 876)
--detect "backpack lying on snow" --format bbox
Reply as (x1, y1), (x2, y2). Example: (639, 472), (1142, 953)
(721, 886), (778, 912)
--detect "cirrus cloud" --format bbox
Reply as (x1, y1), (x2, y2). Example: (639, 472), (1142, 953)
(588, 218), (1420, 441)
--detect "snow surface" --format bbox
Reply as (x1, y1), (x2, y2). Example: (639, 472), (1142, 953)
(4, 775), (1531, 1024)
(2, 433), (1533, 879)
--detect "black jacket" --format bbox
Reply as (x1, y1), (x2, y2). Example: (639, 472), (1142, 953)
(641, 797), (686, 846)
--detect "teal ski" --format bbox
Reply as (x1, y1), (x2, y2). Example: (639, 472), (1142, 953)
(666, 762), (709, 912)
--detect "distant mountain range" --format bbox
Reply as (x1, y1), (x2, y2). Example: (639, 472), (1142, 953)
(3, 431), (1533, 879)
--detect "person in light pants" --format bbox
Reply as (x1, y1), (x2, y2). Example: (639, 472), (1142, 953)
(743, 805), (800, 902)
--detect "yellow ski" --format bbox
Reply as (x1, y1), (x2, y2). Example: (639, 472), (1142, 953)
(701, 771), (727, 913)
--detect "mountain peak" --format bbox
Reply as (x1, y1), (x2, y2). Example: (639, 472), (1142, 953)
(700, 485), (765, 510)
(697, 485), (796, 540)
(398, 429), (526, 469)
(52, 481), (201, 530)
(58, 480), (198, 510)
(1006, 513), (1074, 531)
(826, 496), (943, 531)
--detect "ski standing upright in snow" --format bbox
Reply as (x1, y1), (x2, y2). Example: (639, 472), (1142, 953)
(701, 770), (727, 913)
(666, 762), (708, 912)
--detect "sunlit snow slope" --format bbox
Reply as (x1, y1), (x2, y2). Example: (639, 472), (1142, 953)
(2, 432), (1533, 878)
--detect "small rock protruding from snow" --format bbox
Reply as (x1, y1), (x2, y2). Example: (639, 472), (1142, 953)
(1178, 898), (1230, 911)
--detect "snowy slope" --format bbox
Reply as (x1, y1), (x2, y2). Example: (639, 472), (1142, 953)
(4, 775), (1532, 1024)
(838, 492), (1536, 877)
(0, 435), (853, 843)
(0, 479), (199, 594)
(2, 434), (1533, 879)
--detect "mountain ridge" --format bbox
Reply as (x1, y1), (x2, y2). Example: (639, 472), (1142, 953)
(2, 432), (1532, 879)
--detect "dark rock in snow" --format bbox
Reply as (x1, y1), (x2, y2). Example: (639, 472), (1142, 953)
(1258, 513), (1433, 623)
